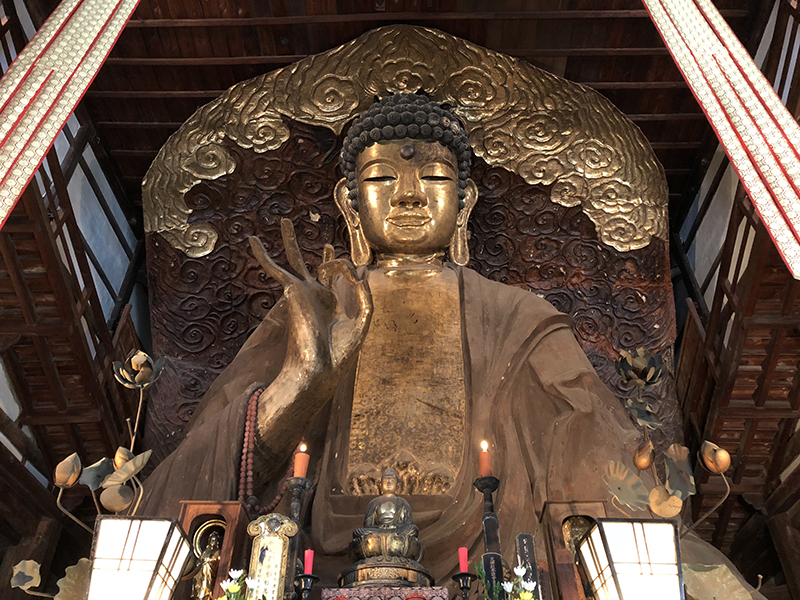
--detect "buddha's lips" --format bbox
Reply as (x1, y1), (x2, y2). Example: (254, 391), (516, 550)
(386, 213), (431, 227)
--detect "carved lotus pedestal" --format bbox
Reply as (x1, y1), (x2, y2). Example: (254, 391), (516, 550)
(338, 555), (434, 588)
(322, 585), (448, 600)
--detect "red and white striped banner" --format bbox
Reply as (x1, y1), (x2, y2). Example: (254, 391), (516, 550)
(643, 0), (800, 276)
(0, 0), (139, 229)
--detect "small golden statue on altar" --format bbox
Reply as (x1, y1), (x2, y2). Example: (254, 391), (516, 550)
(340, 468), (432, 588)
(191, 531), (221, 600)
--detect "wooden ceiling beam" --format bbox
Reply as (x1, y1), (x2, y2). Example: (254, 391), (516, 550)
(86, 79), (689, 99)
(96, 121), (184, 128)
(96, 114), (708, 128)
(110, 149), (161, 157)
(650, 141), (704, 149)
(105, 55), (305, 65)
(123, 10), (750, 28)
(104, 47), (672, 66)
(588, 81), (687, 89)
(627, 113), (706, 121)
(86, 90), (222, 98)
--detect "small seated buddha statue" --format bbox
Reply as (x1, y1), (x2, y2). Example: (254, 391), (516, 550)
(341, 468), (431, 588)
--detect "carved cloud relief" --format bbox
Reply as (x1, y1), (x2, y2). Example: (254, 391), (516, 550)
(142, 24), (667, 257)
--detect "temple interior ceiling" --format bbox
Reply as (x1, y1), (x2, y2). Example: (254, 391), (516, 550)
(25, 0), (767, 232)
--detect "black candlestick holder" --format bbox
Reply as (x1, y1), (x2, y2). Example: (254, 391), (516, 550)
(294, 573), (319, 600)
(473, 476), (500, 513)
(452, 571), (477, 600)
(286, 476), (313, 523)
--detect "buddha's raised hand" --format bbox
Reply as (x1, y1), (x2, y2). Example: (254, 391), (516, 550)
(248, 219), (372, 404)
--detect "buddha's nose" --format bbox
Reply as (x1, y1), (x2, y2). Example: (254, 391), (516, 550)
(392, 174), (427, 209)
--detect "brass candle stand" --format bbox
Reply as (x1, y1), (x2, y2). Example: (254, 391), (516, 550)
(286, 476), (313, 523)
(473, 476), (500, 513)
(286, 477), (313, 600)
(473, 476), (504, 599)
(294, 573), (319, 600)
(452, 571), (477, 600)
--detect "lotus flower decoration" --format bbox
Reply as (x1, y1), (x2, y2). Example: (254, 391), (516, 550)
(700, 441), (731, 474)
(664, 443), (696, 500)
(603, 461), (650, 512)
(625, 397), (662, 430)
(649, 485), (683, 518)
(113, 350), (165, 390)
(112, 349), (165, 452)
(54, 558), (91, 600)
(633, 440), (655, 470)
(11, 560), (41, 591)
(53, 453), (82, 489)
(615, 347), (665, 388)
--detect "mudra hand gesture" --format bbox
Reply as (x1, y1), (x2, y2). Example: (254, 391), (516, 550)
(248, 218), (372, 411)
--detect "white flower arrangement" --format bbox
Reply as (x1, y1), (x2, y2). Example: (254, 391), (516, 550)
(476, 560), (539, 600)
(220, 569), (268, 600)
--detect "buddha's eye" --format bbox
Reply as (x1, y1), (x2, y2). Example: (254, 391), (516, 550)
(363, 176), (397, 182)
(420, 163), (455, 181)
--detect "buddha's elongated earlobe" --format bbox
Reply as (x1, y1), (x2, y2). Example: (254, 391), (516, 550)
(449, 179), (478, 266)
(334, 178), (372, 266)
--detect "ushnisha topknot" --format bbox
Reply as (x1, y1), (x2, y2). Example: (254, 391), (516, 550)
(339, 93), (473, 210)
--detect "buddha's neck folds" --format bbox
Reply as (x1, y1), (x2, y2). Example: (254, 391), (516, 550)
(374, 252), (445, 268)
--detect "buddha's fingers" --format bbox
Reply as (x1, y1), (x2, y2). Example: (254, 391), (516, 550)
(280, 218), (313, 282)
(322, 244), (335, 263)
(333, 279), (373, 368)
(283, 283), (328, 364)
(248, 236), (295, 289)
(353, 279), (373, 329)
(318, 257), (360, 288)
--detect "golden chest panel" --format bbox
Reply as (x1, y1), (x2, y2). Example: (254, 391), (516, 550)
(347, 266), (466, 494)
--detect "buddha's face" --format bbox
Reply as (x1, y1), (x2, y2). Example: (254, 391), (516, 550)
(382, 473), (398, 494)
(355, 139), (460, 256)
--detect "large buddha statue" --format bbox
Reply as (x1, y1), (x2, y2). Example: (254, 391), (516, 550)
(141, 94), (764, 598)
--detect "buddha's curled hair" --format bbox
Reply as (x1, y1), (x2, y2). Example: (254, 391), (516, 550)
(339, 93), (473, 209)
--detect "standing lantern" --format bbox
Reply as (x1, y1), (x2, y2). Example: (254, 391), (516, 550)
(85, 515), (191, 600)
(577, 519), (683, 600)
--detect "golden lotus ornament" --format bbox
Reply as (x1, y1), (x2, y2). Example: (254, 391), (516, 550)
(100, 485), (135, 513)
(700, 441), (731, 474)
(615, 347), (665, 388)
(114, 446), (134, 470)
(603, 461), (649, 512)
(102, 449), (152, 488)
(633, 440), (655, 470)
(54, 452), (82, 488)
(648, 485), (683, 518)
(113, 350), (165, 390)
(10, 560), (41, 591)
(54, 558), (91, 600)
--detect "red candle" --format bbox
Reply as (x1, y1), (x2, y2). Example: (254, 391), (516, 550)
(458, 547), (469, 573)
(304, 548), (314, 574)
(294, 443), (310, 478)
(479, 440), (493, 477)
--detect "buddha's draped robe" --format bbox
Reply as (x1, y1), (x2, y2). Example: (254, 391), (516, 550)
(140, 265), (765, 598)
